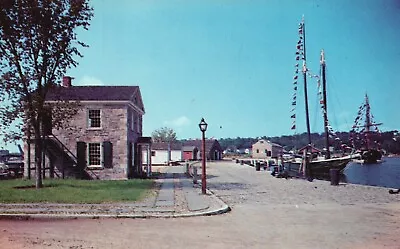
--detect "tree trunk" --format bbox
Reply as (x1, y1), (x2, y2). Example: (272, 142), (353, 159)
(27, 134), (31, 179)
(34, 127), (43, 189)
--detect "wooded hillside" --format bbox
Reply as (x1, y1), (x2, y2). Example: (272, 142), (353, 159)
(217, 131), (400, 154)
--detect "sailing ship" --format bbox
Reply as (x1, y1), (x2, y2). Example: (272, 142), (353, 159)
(350, 94), (383, 164)
(285, 17), (355, 179)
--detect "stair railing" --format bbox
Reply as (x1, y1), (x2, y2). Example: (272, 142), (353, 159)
(46, 134), (100, 180)
(46, 134), (77, 165)
(84, 167), (100, 180)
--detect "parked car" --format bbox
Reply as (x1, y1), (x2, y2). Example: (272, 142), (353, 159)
(5, 156), (24, 177)
(0, 162), (10, 178)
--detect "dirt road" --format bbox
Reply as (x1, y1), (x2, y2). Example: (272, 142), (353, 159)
(1, 161), (399, 249)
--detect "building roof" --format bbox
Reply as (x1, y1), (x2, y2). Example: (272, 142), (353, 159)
(183, 139), (222, 154)
(46, 86), (140, 101)
(253, 139), (283, 148)
(137, 137), (152, 144)
(152, 142), (183, 151)
(271, 143), (283, 148)
(45, 85), (145, 113)
(182, 146), (197, 152)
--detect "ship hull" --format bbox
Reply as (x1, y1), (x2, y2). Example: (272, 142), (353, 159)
(284, 156), (353, 180)
(309, 157), (352, 180)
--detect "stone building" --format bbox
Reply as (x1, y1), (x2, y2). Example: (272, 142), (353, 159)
(252, 139), (284, 159)
(24, 76), (150, 180)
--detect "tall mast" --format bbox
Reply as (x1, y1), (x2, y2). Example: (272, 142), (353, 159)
(321, 50), (330, 159)
(364, 93), (371, 150)
(301, 17), (312, 145)
(351, 93), (382, 151)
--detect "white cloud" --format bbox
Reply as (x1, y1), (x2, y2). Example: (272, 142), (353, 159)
(163, 116), (191, 127)
(76, 76), (105, 86)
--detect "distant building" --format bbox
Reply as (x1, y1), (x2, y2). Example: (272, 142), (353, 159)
(143, 142), (183, 165)
(236, 147), (252, 154)
(142, 139), (223, 164)
(182, 146), (198, 161)
(252, 139), (284, 159)
(182, 139), (223, 160)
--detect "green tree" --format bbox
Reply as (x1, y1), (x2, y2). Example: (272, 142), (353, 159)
(151, 127), (177, 143)
(0, 0), (93, 188)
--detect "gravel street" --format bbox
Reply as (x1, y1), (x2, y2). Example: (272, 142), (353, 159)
(1, 161), (399, 249)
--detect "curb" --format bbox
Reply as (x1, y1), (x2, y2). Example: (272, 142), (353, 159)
(186, 162), (231, 216)
(0, 200), (231, 220)
(0, 190), (231, 221)
(0, 164), (231, 220)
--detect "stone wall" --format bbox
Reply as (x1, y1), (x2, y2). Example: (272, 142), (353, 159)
(126, 106), (142, 177)
(24, 103), (141, 179)
(23, 101), (146, 180)
(52, 103), (128, 179)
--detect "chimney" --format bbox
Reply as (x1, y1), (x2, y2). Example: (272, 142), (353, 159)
(62, 76), (72, 87)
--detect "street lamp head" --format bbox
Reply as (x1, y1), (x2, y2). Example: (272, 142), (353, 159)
(199, 118), (208, 132)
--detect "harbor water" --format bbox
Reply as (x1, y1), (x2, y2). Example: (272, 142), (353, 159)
(344, 157), (400, 189)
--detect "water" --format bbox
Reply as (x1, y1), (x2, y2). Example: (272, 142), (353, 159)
(344, 157), (400, 189)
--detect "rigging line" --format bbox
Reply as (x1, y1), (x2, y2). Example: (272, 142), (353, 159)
(312, 76), (320, 134)
(317, 64), (325, 130)
(297, 76), (305, 130)
(319, 69), (342, 142)
(326, 66), (349, 131)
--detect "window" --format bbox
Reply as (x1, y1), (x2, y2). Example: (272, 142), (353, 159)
(131, 112), (141, 133)
(266, 150), (272, 157)
(132, 143), (135, 166)
(151, 151), (156, 156)
(131, 112), (135, 131)
(88, 143), (101, 166)
(88, 109), (101, 128)
(256, 149), (259, 153)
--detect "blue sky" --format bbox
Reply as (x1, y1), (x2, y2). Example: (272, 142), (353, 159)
(2, 0), (400, 151)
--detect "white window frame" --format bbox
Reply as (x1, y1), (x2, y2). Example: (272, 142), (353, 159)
(87, 109), (102, 129)
(87, 142), (103, 168)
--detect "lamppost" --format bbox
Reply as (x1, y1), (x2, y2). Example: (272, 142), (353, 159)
(198, 118), (208, 194)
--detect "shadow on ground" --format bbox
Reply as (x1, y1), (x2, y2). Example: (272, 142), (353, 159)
(210, 182), (250, 191)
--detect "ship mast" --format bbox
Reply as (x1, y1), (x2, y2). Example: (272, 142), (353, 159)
(320, 50), (330, 159)
(301, 17), (312, 146)
(351, 93), (382, 151)
(364, 94), (372, 150)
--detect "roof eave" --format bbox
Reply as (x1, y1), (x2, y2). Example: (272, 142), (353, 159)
(45, 100), (145, 115)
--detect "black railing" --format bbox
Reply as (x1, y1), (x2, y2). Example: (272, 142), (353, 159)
(84, 167), (100, 180)
(32, 134), (101, 180)
(46, 134), (77, 164)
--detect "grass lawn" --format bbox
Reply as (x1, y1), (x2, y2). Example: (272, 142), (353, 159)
(0, 178), (154, 204)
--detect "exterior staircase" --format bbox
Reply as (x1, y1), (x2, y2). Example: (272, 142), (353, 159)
(44, 135), (99, 180)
